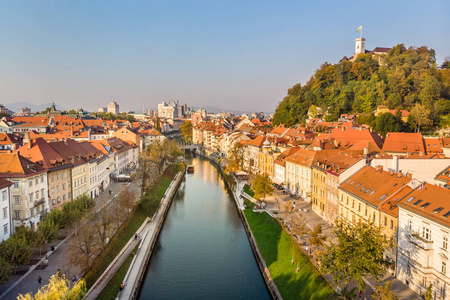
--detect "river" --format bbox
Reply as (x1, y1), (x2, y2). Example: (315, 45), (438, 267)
(138, 157), (271, 300)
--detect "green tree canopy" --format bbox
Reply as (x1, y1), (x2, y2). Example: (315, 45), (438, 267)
(319, 220), (391, 299)
(273, 45), (450, 128)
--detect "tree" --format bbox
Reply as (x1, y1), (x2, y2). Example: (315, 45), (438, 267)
(309, 224), (326, 247)
(91, 199), (113, 250)
(409, 103), (432, 132)
(0, 236), (33, 270)
(252, 173), (273, 199)
(180, 121), (193, 143)
(68, 223), (100, 272)
(18, 274), (86, 300)
(227, 142), (245, 172)
(372, 113), (403, 137)
(36, 219), (60, 255)
(319, 220), (391, 299)
(372, 281), (399, 300)
(426, 284), (433, 300)
(155, 117), (161, 132)
(118, 186), (136, 214)
(0, 257), (11, 285)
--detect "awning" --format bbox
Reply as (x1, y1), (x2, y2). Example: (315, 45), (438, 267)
(271, 177), (284, 185)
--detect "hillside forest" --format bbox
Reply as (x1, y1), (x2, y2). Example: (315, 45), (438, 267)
(273, 44), (450, 132)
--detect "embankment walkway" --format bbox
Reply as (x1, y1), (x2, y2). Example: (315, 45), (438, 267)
(85, 171), (185, 300)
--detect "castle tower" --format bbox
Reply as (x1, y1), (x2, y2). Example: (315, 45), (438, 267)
(355, 37), (366, 55)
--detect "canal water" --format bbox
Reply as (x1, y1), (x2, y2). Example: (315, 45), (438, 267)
(138, 157), (271, 300)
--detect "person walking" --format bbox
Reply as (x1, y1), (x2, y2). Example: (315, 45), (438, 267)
(37, 275), (42, 285)
(134, 233), (138, 240)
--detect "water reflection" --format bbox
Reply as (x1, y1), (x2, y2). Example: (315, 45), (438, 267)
(138, 157), (271, 300)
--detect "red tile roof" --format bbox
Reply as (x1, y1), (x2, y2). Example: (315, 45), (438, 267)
(383, 132), (425, 153)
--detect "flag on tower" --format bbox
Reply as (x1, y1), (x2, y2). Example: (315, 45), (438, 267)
(356, 25), (362, 32)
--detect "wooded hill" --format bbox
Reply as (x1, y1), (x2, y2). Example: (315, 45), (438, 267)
(273, 44), (450, 130)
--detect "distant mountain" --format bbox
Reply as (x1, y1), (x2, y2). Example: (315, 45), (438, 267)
(2, 102), (66, 113)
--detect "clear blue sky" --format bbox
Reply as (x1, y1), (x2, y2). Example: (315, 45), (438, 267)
(0, 0), (448, 113)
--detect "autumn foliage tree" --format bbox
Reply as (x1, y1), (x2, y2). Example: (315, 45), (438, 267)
(319, 220), (391, 299)
(18, 274), (86, 300)
(252, 173), (273, 199)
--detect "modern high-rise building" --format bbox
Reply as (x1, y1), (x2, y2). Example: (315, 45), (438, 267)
(107, 101), (119, 114)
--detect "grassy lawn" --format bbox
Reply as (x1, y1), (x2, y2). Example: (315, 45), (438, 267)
(96, 245), (138, 300)
(243, 184), (255, 197)
(243, 199), (336, 300)
(84, 166), (177, 289)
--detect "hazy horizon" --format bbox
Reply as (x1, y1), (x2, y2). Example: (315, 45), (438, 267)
(1, 0), (448, 113)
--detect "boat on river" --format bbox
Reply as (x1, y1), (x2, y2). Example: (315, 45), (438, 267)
(187, 165), (195, 173)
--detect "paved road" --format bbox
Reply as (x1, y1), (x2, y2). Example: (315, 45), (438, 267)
(0, 180), (139, 300)
(259, 188), (420, 300)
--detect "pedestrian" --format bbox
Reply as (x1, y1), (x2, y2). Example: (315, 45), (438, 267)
(119, 282), (125, 291)
(359, 290), (362, 299)
(134, 233), (138, 240)
(38, 275), (42, 285)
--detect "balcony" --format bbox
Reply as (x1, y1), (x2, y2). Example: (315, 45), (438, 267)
(411, 233), (434, 250)
(34, 198), (45, 207)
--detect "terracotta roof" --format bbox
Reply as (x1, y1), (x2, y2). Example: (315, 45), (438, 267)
(372, 47), (391, 53)
(0, 178), (13, 189)
(11, 116), (50, 126)
(274, 147), (301, 167)
(247, 135), (267, 147)
(18, 138), (68, 170)
(0, 133), (22, 147)
(339, 165), (412, 209)
(383, 132), (425, 153)
(435, 165), (450, 186)
(48, 140), (87, 166)
(398, 183), (450, 228)
(424, 137), (445, 154)
(379, 185), (413, 218)
(0, 152), (46, 177)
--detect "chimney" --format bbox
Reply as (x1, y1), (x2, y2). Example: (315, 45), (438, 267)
(364, 147), (368, 156)
(28, 140), (32, 150)
(342, 127), (345, 132)
(419, 152), (424, 157)
(398, 171), (403, 178)
(376, 165), (383, 172)
(390, 170), (395, 175)
(359, 126), (362, 131)
(406, 172), (412, 178)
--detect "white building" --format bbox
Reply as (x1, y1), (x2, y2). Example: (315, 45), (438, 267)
(397, 183), (450, 299)
(0, 153), (49, 230)
(0, 178), (13, 241)
(107, 101), (120, 114)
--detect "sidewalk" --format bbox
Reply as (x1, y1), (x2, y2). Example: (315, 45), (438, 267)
(0, 179), (139, 300)
(259, 189), (420, 300)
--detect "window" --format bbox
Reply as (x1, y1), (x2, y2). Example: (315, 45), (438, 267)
(352, 200), (355, 208)
(444, 236), (448, 250)
(384, 216), (387, 225)
(57, 197), (60, 203)
(29, 180), (32, 187)
(15, 211), (20, 219)
(442, 261), (447, 275)
(358, 203), (361, 212)
(36, 205), (40, 213)
(51, 176), (54, 183)
(62, 184), (65, 191)
(2, 191), (6, 201)
(422, 227), (431, 241)
(51, 188), (55, 195)
(35, 178), (38, 185)
(14, 196), (20, 205)
(390, 219), (394, 229)
(3, 207), (7, 219)
(41, 176), (44, 183)
(3, 224), (7, 235)
(35, 191), (39, 200)
(41, 189), (44, 198)
(13, 181), (19, 188)
(30, 208), (34, 216)
(408, 219), (412, 230)
(29, 193), (33, 201)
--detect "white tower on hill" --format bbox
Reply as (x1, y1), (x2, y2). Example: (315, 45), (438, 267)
(355, 37), (366, 55)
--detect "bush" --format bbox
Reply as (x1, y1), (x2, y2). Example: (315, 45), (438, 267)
(243, 184), (255, 197)
(44, 195), (95, 229)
